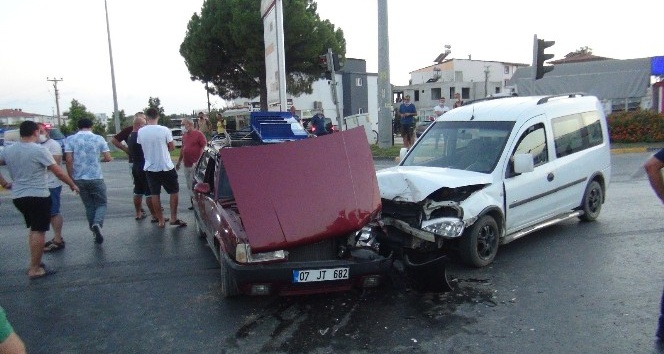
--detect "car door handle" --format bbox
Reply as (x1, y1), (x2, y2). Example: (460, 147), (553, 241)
(547, 172), (554, 182)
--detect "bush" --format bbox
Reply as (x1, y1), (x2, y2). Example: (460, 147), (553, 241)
(608, 110), (664, 143)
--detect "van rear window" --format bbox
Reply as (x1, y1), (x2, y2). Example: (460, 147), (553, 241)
(552, 111), (603, 158)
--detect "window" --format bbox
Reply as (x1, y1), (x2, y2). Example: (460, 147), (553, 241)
(355, 77), (363, 86)
(414, 90), (420, 102)
(461, 87), (470, 100)
(358, 108), (364, 114)
(431, 88), (442, 100)
(508, 123), (548, 177)
(552, 111), (603, 158)
(504, 66), (510, 74)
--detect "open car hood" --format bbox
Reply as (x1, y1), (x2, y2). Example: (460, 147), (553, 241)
(376, 166), (493, 202)
(219, 127), (380, 252)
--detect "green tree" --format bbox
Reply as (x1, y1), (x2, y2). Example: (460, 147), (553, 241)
(180, 0), (345, 110)
(145, 97), (171, 127)
(63, 99), (99, 134)
(108, 110), (129, 134)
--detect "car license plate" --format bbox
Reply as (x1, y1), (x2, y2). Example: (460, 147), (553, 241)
(293, 268), (349, 283)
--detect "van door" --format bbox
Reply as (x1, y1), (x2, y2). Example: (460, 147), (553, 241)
(503, 116), (562, 233)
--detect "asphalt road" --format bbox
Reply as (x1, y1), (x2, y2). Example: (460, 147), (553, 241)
(1, 152), (664, 354)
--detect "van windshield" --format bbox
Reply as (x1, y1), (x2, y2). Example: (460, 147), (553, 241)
(402, 121), (514, 173)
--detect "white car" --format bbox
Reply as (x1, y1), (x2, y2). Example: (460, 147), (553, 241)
(377, 94), (611, 267)
(171, 128), (183, 148)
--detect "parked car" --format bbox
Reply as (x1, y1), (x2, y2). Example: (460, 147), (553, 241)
(376, 94), (611, 268)
(170, 128), (183, 147)
(415, 117), (434, 138)
(191, 112), (391, 297)
(4, 126), (66, 155)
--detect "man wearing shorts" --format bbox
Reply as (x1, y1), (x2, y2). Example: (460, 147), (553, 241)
(0, 121), (78, 279)
(127, 113), (156, 221)
(138, 107), (187, 228)
(399, 95), (417, 149)
(38, 123), (66, 252)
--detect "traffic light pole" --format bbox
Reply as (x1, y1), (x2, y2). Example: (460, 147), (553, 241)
(327, 48), (343, 132)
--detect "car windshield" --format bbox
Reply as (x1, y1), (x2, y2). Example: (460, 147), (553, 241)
(49, 128), (65, 140)
(402, 120), (514, 173)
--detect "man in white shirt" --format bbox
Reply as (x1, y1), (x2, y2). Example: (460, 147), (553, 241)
(137, 107), (187, 228)
(38, 124), (66, 252)
(434, 97), (450, 117)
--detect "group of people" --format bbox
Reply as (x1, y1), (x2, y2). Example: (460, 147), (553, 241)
(0, 107), (208, 281)
(397, 92), (464, 149)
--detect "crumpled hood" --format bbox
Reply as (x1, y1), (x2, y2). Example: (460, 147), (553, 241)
(220, 127), (380, 252)
(377, 166), (493, 202)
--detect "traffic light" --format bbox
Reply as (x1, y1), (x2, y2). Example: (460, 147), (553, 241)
(332, 53), (343, 71)
(535, 38), (555, 80)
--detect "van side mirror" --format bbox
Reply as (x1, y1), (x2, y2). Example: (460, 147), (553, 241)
(399, 148), (408, 162)
(513, 153), (534, 174)
(194, 182), (210, 194)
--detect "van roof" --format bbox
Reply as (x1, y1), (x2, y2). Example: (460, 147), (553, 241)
(438, 94), (602, 123)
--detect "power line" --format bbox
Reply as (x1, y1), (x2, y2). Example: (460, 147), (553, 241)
(46, 77), (63, 126)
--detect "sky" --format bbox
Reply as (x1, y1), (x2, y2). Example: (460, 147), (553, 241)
(1, 0), (662, 117)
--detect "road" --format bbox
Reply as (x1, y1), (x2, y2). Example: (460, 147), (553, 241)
(1, 152), (664, 354)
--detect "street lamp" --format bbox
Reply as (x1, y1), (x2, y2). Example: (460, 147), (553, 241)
(104, 0), (120, 133)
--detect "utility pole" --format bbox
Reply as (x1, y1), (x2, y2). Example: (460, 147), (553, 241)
(377, 0), (393, 148)
(47, 77), (63, 127)
(484, 66), (490, 97)
(105, 0), (120, 133)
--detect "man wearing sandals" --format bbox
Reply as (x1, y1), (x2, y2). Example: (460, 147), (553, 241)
(38, 123), (66, 252)
(0, 121), (79, 280)
(137, 107), (187, 228)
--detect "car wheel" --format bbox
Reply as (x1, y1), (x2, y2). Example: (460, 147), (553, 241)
(370, 130), (378, 145)
(460, 215), (499, 268)
(578, 180), (603, 222)
(220, 252), (239, 298)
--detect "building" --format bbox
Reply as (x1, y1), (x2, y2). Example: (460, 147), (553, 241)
(0, 109), (57, 128)
(231, 58), (379, 132)
(394, 58), (529, 119)
(508, 57), (655, 113)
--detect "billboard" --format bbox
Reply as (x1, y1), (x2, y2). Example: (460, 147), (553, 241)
(261, 0), (287, 111)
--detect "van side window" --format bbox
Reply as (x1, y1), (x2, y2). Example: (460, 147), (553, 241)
(508, 123), (548, 176)
(552, 111), (603, 158)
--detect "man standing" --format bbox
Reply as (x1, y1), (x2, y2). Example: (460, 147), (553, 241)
(399, 95), (417, 149)
(138, 107), (187, 228)
(310, 112), (328, 136)
(38, 124), (66, 252)
(0, 121), (78, 279)
(126, 113), (157, 221)
(176, 118), (207, 210)
(644, 149), (664, 341)
(433, 97), (450, 117)
(65, 118), (112, 244)
(197, 112), (212, 138)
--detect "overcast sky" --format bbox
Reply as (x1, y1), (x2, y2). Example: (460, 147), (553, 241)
(1, 0), (662, 117)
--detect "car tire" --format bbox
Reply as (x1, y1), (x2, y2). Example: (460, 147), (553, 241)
(578, 180), (603, 222)
(460, 215), (499, 268)
(370, 130), (378, 145)
(220, 252), (239, 298)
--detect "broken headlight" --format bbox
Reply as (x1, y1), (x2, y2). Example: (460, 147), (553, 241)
(421, 217), (465, 238)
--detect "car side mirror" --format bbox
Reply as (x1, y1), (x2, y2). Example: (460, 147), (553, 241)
(513, 153), (534, 174)
(194, 182), (210, 194)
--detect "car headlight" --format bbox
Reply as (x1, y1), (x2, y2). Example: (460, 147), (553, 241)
(236, 244), (288, 263)
(421, 217), (465, 238)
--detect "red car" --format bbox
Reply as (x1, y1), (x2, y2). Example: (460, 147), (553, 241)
(191, 118), (391, 297)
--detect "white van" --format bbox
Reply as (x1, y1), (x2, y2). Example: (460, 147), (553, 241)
(377, 94), (611, 267)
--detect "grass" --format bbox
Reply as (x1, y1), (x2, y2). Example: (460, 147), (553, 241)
(370, 144), (403, 158)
